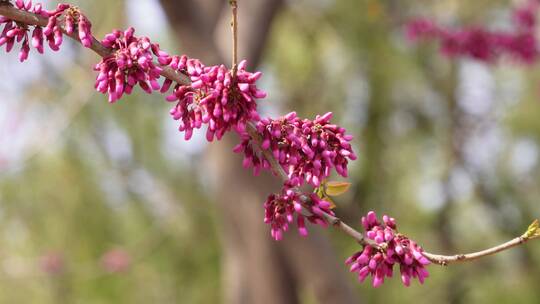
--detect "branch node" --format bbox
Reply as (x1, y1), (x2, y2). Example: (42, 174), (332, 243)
(330, 217), (341, 226)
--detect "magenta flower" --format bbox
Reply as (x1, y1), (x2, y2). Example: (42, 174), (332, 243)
(101, 248), (131, 273)
(235, 111), (356, 187)
(39, 251), (65, 276)
(0, 2), (92, 61)
(406, 1), (539, 63)
(346, 211), (430, 287)
(94, 27), (163, 102)
(59, 5), (93, 47)
(405, 18), (438, 41)
(1, 1), (51, 61)
(165, 58), (265, 141)
(513, 0), (538, 30)
(264, 182), (334, 240)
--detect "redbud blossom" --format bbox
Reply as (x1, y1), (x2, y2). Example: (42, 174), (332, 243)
(59, 5), (93, 47)
(264, 182), (334, 241)
(0, 2), (93, 61)
(235, 112), (356, 187)
(94, 27), (163, 102)
(101, 248), (131, 273)
(166, 57), (266, 141)
(346, 211), (430, 287)
(39, 252), (65, 275)
(406, 1), (539, 63)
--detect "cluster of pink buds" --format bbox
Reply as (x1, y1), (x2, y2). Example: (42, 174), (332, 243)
(165, 58), (265, 141)
(235, 111), (356, 187)
(264, 182), (334, 241)
(46, 3), (93, 48)
(0, 2), (92, 62)
(513, 0), (538, 30)
(94, 27), (164, 102)
(346, 211), (430, 287)
(406, 0), (539, 63)
(1, 1), (54, 61)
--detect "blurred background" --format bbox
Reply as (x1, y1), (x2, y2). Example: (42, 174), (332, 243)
(0, 0), (540, 303)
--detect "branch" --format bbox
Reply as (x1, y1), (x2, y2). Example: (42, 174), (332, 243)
(246, 116), (540, 264)
(229, 0), (238, 76)
(1, 2), (539, 267)
(0, 3), (190, 85)
(424, 234), (540, 265)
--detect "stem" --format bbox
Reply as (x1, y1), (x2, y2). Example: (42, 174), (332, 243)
(424, 234), (540, 265)
(1, 3), (539, 266)
(229, 0), (238, 77)
(0, 4), (190, 85)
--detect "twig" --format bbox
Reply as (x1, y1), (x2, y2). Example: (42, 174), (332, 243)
(229, 0), (238, 77)
(0, 4), (190, 85)
(1, 3), (539, 266)
(424, 234), (540, 265)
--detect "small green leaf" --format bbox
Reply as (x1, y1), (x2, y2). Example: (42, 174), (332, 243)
(325, 181), (351, 197)
(314, 185), (325, 199)
(313, 184), (337, 209)
(523, 219), (540, 238)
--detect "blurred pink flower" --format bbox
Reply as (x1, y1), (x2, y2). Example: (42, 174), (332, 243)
(101, 248), (131, 273)
(39, 252), (65, 275)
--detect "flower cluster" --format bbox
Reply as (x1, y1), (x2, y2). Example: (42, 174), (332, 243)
(235, 111), (356, 187)
(0, 1), (92, 62)
(165, 58), (266, 141)
(39, 251), (65, 276)
(345, 211), (430, 287)
(94, 27), (165, 102)
(46, 4), (93, 48)
(101, 248), (131, 273)
(264, 182), (334, 241)
(406, 0), (539, 63)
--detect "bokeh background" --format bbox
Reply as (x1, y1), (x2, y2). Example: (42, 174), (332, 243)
(1, 0), (540, 303)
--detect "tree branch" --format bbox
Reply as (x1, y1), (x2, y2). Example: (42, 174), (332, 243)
(1, 2), (539, 267)
(229, 0), (238, 76)
(424, 234), (540, 265)
(0, 3), (190, 85)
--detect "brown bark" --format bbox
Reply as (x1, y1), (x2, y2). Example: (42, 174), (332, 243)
(159, 1), (359, 303)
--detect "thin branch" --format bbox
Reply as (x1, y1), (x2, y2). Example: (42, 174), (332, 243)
(0, 3), (190, 85)
(424, 234), (540, 265)
(1, 3), (539, 267)
(229, 0), (238, 77)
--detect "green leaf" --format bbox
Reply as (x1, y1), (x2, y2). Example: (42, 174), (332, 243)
(313, 184), (337, 209)
(523, 219), (540, 238)
(325, 181), (351, 197)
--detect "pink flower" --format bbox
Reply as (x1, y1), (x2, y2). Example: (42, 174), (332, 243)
(39, 251), (65, 276)
(60, 5), (93, 47)
(407, 1), (539, 64)
(0, 2), (92, 61)
(264, 182), (334, 240)
(405, 18), (438, 41)
(513, 0), (538, 30)
(346, 211), (430, 287)
(0, 1), (49, 61)
(235, 112), (356, 187)
(166, 58), (265, 141)
(94, 27), (163, 102)
(101, 248), (131, 273)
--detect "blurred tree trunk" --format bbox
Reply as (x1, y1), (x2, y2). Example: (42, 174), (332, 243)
(158, 1), (360, 303)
